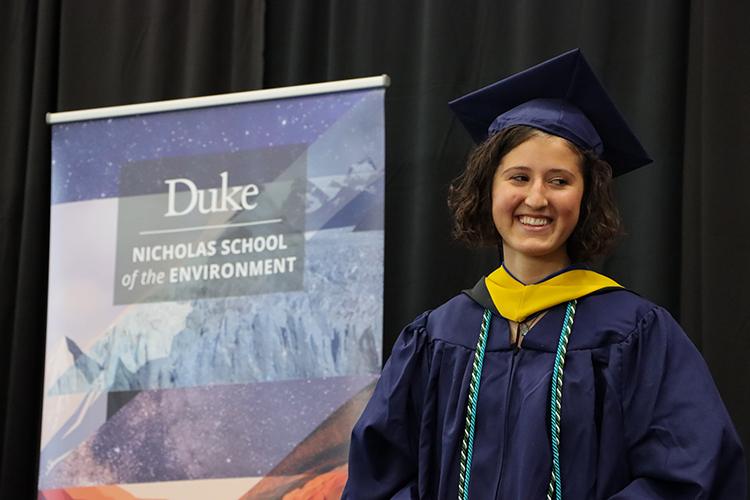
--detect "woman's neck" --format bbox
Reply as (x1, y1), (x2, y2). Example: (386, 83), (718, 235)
(502, 251), (571, 285)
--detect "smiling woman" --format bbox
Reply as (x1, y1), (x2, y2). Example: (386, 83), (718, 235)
(343, 49), (747, 500)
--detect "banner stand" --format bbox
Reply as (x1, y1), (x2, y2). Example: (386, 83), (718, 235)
(40, 76), (388, 500)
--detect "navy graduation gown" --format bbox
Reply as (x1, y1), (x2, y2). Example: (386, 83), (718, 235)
(343, 287), (746, 499)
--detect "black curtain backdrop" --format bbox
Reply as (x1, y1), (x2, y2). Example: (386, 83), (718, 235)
(1, 0), (748, 497)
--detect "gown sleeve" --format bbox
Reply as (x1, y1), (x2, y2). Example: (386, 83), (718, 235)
(342, 312), (431, 500)
(610, 307), (747, 499)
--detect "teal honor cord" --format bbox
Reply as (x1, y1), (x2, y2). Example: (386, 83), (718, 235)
(457, 301), (578, 500)
(458, 309), (492, 500)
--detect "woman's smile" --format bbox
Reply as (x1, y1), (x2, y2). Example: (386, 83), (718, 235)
(516, 214), (552, 228)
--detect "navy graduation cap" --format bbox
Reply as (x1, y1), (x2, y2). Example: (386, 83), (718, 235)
(449, 48), (652, 176)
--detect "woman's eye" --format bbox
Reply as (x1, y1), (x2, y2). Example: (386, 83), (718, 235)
(509, 175), (529, 182)
(549, 178), (569, 186)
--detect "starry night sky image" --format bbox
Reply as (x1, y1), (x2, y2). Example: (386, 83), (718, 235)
(51, 90), (370, 204)
(41, 375), (376, 487)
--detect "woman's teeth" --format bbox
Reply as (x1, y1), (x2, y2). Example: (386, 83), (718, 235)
(518, 216), (550, 226)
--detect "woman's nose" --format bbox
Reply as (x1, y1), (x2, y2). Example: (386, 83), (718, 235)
(524, 183), (548, 209)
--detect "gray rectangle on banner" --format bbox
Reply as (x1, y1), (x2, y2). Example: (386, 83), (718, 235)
(114, 145), (307, 304)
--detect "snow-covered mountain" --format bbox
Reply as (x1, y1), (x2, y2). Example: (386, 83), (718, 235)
(306, 159), (384, 231)
(47, 228), (382, 395)
(48, 302), (191, 396)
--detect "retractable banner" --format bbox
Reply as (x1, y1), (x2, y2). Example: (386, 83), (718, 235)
(39, 77), (387, 499)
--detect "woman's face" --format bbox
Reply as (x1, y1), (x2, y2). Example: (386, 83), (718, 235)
(491, 133), (585, 265)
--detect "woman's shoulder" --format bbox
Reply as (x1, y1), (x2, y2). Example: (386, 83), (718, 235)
(407, 292), (488, 350)
(580, 287), (657, 324)
(569, 288), (679, 349)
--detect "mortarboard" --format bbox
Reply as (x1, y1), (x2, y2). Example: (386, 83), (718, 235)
(449, 48), (652, 176)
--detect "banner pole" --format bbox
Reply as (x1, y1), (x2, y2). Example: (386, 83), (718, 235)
(47, 74), (391, 125)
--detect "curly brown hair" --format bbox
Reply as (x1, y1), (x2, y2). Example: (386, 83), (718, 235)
(447, 125), (622, 262)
